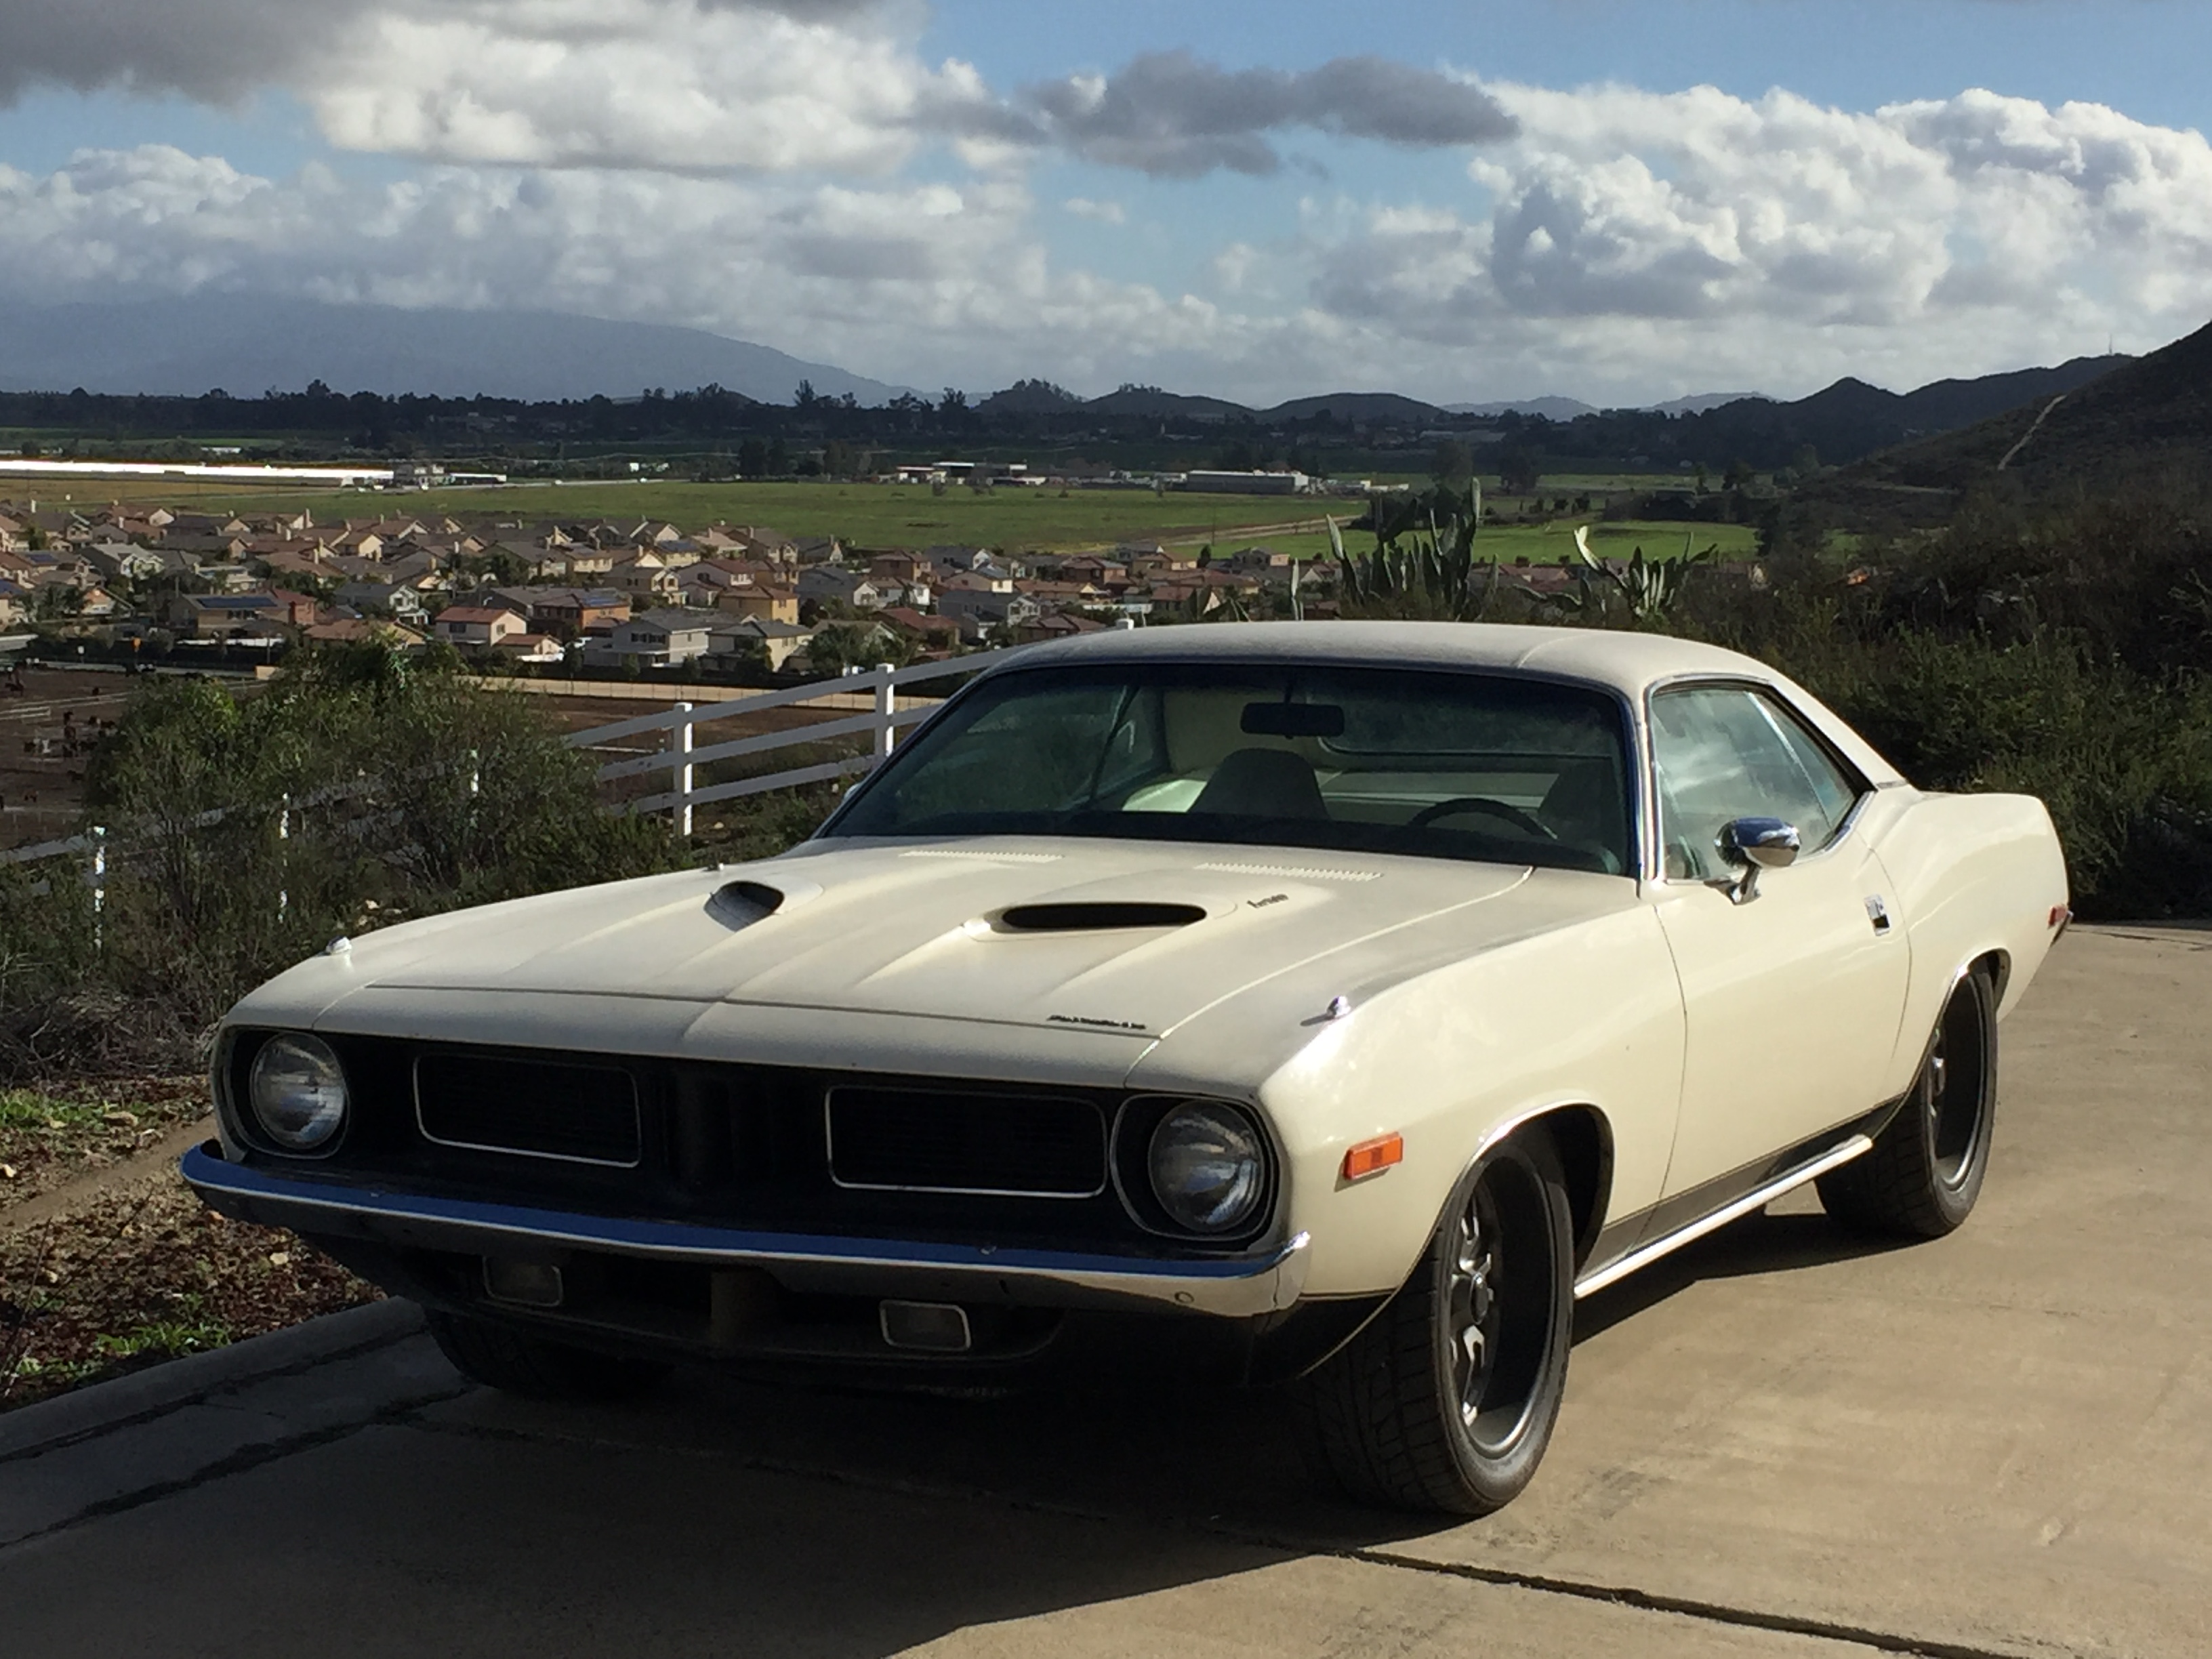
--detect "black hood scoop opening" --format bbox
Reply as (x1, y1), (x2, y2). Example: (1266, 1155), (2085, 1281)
(996, 902), (1208, 933)
(708, 880), (786, 930)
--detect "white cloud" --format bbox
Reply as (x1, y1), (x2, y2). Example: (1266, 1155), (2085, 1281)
(1062, 197), (1126, 224)
(1309, 82), (2212, 397)
(0, 145), (1290, 396)
(308, 1), (979, 175)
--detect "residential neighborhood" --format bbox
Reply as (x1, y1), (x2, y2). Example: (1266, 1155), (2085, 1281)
(0, 499), (1341, 677)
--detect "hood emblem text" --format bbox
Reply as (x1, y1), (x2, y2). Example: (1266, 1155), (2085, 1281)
(1048, 1014), (1149, 1032)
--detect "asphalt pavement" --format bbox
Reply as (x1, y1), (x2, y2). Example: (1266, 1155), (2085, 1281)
(1, 924), (2206, 1658)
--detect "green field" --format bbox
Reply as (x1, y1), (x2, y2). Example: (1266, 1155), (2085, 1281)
(18, 470), (1747, 559)
(1235, 518), (1760, 565)
(55, 478), (1371, 554)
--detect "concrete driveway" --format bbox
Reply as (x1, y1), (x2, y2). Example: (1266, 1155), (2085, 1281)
(3, 925), (2207, 1658)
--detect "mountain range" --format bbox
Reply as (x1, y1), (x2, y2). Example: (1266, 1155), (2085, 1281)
(0, 296), (913, 406)
(1819, 318), (2212, 510)
(0, 295), (2188, 485)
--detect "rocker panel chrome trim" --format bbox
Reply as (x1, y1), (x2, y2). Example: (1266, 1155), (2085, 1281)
(1572, 1134), (1873, 1298)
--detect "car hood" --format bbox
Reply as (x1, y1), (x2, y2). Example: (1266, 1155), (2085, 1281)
(321, 837), (1534, 1041)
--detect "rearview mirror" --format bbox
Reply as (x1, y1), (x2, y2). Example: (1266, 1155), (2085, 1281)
(1717, 817), (1799, 903)
(1242, 701), (1345, 738)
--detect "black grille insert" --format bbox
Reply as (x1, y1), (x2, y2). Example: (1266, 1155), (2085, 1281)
(827, 1087), (1107, 1197)
(415, 1053), (642, 1167)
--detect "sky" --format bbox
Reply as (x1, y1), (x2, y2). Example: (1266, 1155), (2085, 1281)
(0, 0), (2209, 407)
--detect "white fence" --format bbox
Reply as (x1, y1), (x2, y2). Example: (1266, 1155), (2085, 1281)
(565, 648), (1023, 834)
(0, 649), (1022, 903)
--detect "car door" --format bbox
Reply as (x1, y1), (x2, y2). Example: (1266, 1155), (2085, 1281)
(1646, 682), (1910, 1208)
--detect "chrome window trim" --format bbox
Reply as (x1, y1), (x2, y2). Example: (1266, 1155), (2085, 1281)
(822, 1083), (1109, 1201)
(412, 1052), (644, 1171)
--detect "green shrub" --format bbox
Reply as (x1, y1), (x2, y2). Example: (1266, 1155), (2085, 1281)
(1, 644), (678, 1073)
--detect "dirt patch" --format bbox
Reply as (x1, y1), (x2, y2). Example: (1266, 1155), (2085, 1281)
(0, 1076), (211, 1206)
(1, 1080), (378, 1413)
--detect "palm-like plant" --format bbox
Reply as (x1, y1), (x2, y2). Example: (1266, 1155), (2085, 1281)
(1330, 484), (1501, 622)
(1561, 525), (1715, 624)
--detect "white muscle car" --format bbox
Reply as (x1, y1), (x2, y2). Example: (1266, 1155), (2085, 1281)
(184, 621), (2069, 1513)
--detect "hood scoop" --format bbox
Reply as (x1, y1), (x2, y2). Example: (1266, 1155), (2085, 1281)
(706, 874), (823, 931)
(996, 901), (1208, 933)
(708, 880), (785, 929)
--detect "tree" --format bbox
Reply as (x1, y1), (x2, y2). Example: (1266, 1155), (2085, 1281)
(737, 438), (769, 477)
(1724, 457), (1757, 491)
(1431, 438), (1473, 490)
(1498, 445), (1542, 496)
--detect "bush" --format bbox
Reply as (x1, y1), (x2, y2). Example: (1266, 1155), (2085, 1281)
(1, 644), (677, 1076)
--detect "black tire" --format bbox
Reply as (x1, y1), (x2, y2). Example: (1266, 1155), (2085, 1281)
(1818, 966), (1997, 1239)
(1298, 1133), (1574, 1515)
(426, 1309), (672, 1402)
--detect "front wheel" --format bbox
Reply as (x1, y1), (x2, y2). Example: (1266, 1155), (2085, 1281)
(1819, 966), (1997, 1239)
(1298, 1134), (1574, 1515)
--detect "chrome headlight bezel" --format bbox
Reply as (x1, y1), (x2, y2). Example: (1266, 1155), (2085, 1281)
(243, 1031), (351, 1155)
(1122, 1097), (1272, 1240)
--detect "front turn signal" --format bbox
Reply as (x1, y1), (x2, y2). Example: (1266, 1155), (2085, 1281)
(1341, 1132), (1404, 1183)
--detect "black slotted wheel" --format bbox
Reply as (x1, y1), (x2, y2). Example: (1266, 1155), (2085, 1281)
(1820, 966), (1998, 1239)
(1300, 1134), (1574, 1515)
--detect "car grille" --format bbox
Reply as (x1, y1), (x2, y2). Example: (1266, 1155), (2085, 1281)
(827, 1086), (1107, 1197)
(414, 1052), (642, 1167)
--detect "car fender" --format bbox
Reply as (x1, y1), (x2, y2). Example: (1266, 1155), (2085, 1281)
(1183, 901), (1683, 1301)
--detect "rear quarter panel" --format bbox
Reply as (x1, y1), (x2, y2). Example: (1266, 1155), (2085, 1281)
(1866, 787), (2070, 1100)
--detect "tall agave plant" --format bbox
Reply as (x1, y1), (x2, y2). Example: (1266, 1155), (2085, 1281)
(1562, 525), (1716, 625)
(1330, 484), (1502, 623)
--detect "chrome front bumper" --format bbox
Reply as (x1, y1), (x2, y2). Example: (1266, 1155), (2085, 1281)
(182, 1145), (1311, 1319)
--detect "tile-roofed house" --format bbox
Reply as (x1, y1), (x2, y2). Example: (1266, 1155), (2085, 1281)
(304, 617), (426, 649)
(706, 617), (814, 671)
(166, 592), (293, 638)
(586, 608), (718, 669)
(431, 605), (528, 647)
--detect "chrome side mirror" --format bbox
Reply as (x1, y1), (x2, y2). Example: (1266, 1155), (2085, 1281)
(1718, 817), (1800, 904)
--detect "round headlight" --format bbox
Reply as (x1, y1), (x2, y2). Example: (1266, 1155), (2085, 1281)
(247, 1033), (349, 1152)
(1148, 1102), (1266, 1235)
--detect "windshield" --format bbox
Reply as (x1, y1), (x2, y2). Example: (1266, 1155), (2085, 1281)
(824, 663), (1636, 876)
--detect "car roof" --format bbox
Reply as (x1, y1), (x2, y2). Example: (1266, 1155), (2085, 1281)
(989, 621), (1906, 786)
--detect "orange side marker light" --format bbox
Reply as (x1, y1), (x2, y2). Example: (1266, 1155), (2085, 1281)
(1342, 1132), (1404, 1183)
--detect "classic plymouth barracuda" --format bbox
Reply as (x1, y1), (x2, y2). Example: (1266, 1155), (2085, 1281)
(184, 621), (2068, 1513)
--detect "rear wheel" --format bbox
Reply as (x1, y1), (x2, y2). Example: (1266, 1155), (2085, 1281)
(1298, 1134), (1574, 1515)
(1819, 966), (1997, 1239)
(426, 1310), (672, 1402)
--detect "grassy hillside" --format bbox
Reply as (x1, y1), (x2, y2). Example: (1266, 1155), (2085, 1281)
(1833, 317), (2211, 504)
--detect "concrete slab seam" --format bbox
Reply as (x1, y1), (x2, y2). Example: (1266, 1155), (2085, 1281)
(1340, 1547), (2047, 1659)
(0, 1305), (423, 1469)
(394, 1414), (2046, 1659)
(0, 1383), (472, 1551)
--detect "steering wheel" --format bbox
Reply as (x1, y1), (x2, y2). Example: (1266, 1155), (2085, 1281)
(1406, 796), (1558, 839)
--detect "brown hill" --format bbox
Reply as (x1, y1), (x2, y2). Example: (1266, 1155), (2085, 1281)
(1851, 317), (2212, 495)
